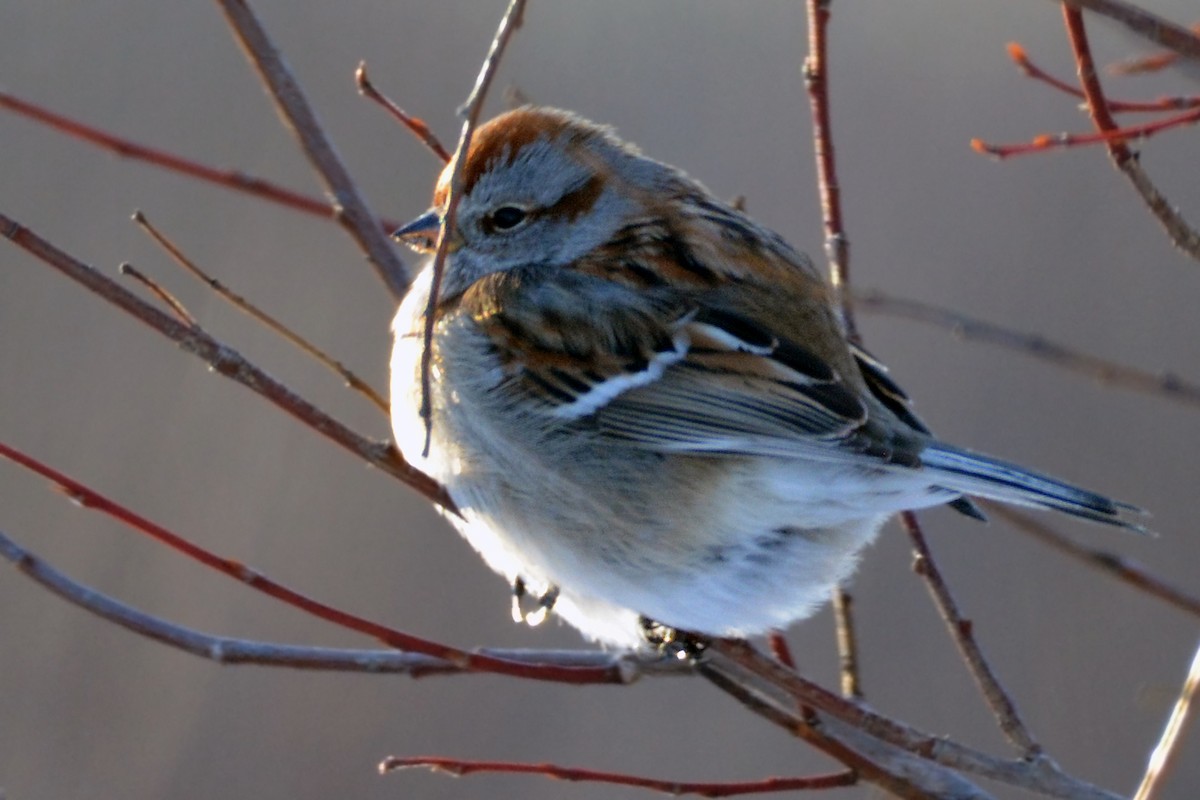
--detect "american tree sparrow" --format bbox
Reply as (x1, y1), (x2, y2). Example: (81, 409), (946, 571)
(390, 107), (1141, 649)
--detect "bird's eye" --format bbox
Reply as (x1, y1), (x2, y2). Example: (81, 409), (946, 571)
(489, 206), (528, 231)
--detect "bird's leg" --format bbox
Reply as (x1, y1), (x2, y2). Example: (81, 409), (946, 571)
(638, 615), (709, 661)
(510, 577), (559, 627)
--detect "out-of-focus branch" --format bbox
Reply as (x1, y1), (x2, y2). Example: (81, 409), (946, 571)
(214, 0), (411, 297)
(1058, 0), (1200, 62)
(851, 288), (1200, 410)
(1134, 640), (1200, 800)
(986, 503), (1200, 620)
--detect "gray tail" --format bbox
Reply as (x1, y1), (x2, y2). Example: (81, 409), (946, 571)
(921, 443), (1147, 533)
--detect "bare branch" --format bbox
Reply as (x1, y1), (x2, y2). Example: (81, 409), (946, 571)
(214, 0), (411, 297)
(851, 288), (1200, 410)
(1134, 640), (1200, 800)
(356, 62), (452, 164)
(1063, 7), (1200, 261)
(901, 512), (1041, 757)
(0, 525), (675, 681)
(380, 756), (857, 796)
(419, 0), (526, 453)
(1, 211), (453, 511)
(1058, 0), (1200, 62)
(987, 503), (1200, 620)
(133, 210), (389, 414)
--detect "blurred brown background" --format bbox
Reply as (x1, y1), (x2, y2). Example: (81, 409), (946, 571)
(2, 2), (1198, 798)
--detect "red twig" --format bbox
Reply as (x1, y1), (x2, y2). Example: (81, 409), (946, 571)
(380, 756), (856, 796)
(0, 440), (623, 684)
(0, 90), (401, 230)
(419, 0), (526, 454)
(355, 62), (452, 164)
(1004, 42), (1200, 113)
(1062, 5), (1200, 260)
(972, 106), (1200, 159)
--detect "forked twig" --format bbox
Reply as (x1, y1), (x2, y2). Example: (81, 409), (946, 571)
(133, 210), (389, 414)
(1062, 7), (1200, 260)
(118, 262), (199, 327)
(1057, 0), (1200, 61)
(1, 212), (454, 512)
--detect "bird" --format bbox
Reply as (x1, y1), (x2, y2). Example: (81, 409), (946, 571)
(388, 106), (1142, 649)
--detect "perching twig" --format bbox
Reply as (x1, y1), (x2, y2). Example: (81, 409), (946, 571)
(0, 525), (676, 682)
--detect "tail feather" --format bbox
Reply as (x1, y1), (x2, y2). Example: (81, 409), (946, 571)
(921, 443), (1147, 533)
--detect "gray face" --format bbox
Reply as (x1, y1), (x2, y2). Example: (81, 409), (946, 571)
(445, 131), (639, 292)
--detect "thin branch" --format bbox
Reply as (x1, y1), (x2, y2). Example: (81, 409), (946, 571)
(0, 525), (675, 682)
(380, 756), (857, 796)
(132, 210), (389, 414)
(1109, 24), (1200, 75)
(0, 440), (630, 684)
(1133, 639), (1200, 800)
(696, 658), (969, 800)
(1, 212), (453, 511)
(419, 0), (526, 454)
(707, 640), (1123, 799)
(802, 0), (854, 340)
(214, 0), (411, 297)
(972, 105), (1200, 159)
(1058, 0), (1200, 62)
(831, 589), (862, 699)
(850, 288), (1200, 410)
(0, 90), (391, 227)
(355, 62), (452, 164)
(802, 0), (866, 708)
(1063, 7), (1200, 261)
(900, 512), (1042, 758)
(986, 503), (1200, 620)
(1004, 42), (1200, 113)
(118, 262), (199, 327)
